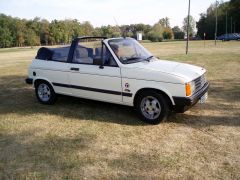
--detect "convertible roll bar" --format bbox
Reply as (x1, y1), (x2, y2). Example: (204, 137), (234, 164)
(67, 36), (107, 63)
(75, 36), (107, 41)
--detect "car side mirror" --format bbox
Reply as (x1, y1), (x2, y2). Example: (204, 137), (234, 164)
(93, 57), (105, 69)
(93, 57), (103, 66)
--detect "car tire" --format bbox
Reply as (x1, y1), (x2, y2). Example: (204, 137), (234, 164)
(35, 81), (57, 105)
(135, 90), (170, 124)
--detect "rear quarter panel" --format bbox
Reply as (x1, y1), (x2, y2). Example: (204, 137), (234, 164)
(29, 59), (72, 95)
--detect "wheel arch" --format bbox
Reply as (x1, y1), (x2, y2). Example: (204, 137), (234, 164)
(133, 88), (174, 108)
(33, 78), (54, 90)
(33, 77), (57, 105)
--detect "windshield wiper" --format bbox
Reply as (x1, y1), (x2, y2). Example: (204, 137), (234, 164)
(126, 57), (142, 61)
(144, 56), (154, 62)
(123, 56), (152, 64)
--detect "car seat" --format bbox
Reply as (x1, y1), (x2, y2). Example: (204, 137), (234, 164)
(74, 47), (93, 64)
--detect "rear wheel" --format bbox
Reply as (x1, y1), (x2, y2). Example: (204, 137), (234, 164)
(135, 90), (170, 124)
(35, 81), (57, 104)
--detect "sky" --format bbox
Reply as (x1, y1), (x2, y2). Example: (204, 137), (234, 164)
(0, 0), (227, 28)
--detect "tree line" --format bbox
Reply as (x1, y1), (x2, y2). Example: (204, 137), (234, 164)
(197, 0), (240, 39)
(1, 0), (238, 48)
(0, 14), (187, 48)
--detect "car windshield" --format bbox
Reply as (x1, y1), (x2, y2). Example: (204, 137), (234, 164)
(108, 38), (153, 64)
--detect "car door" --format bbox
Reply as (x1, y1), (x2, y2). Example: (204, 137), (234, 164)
(68, 38), (122, 103)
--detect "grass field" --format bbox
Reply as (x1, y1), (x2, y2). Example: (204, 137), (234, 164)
(0, 40), (240, 179)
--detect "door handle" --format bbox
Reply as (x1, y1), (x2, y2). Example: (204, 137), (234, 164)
(70, 67), (79, 71)
(99, 65), (104, 69)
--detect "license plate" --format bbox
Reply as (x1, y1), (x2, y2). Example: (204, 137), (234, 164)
(199, 92), (208, 104)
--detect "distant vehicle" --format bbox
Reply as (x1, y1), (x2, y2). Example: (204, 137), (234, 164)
(26, 37), (209, 124)
(217, 33), (240, 41)
(184, 36), (201, 41)
(190, 36), (202, 40)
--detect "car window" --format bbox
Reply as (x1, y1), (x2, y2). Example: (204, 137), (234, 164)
(72, 38), (117, 67)
(73, 39), (105, 64)
(73, 42), (97, 64)
(102, 44), (118, 67)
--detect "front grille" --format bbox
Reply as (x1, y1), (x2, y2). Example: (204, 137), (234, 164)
(193, 74), (206, 93)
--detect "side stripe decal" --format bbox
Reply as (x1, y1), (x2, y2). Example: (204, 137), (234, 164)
(52, 82), (132, 97)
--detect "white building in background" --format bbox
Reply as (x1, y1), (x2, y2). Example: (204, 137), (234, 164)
(137, 32), (142, 41)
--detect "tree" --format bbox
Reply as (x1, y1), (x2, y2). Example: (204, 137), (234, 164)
(172, 26), (185, 39)
(14, 19), (27, 46)
(97, 25), (121, 38)
(99, 26), (111, 37)
(40, 19), (50, 45)
(147, 23), (164, 42)
(147, 18), (174, 41)
(25, 28), (40, 46)
(93, 27), (102, 37)
(119, 24), (152, 39)
(120, 25), (135, 37)
(111, 26), (121, 37)
(163, 28), (174, 39)
(159, 17), (170, 28)
(28, 17), (41, 36)
(71, 19), (84, 38)
(0, 27), (12, 47)
(0, 14), (13, 47)
(228, 0), (240, 33)
(183, 15), (196, 37)
(125, 31), (134, 37)
(196, 0), (240, 39)
(81, 21), (94, 36)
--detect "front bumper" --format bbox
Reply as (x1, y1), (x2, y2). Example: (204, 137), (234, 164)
(173, 82), (210, 112)
(25, 78), (33, 85)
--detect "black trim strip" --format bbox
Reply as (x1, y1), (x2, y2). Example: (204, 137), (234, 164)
(122, 92), (133, 97)
(52, 82), (132, 97)
(25, 78), (33, 85)
(33, 68), (121, 78)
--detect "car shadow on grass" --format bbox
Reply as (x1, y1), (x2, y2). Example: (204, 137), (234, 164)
(0, 126), (184, 179)
(0, 128), (98, 179)
(0, 75), (146, 126)
(0, 75), (239, 127)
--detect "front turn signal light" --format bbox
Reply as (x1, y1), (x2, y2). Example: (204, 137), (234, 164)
(186, 83), (191, 96)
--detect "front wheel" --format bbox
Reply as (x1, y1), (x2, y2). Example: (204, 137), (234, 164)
(35, 81), (57, 105)
(135, 91), (170, 124)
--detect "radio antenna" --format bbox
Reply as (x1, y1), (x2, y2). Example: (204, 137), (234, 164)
(113, 16), (119, 27)
(113, 16), (123, 38)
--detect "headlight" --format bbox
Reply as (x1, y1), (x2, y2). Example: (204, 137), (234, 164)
(202, 74), (207, 84)
(185, 81), (195, 96)
(191, 81), (196, 94)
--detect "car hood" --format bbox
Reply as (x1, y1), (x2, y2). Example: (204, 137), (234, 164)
(124, 59), (206, 83)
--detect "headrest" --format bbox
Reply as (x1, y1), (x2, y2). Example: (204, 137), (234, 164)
(75, 48), (88, 58)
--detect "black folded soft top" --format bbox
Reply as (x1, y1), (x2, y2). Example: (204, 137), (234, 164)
(36, 46), (70, 62)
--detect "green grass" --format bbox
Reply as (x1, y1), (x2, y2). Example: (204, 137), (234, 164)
(0, 40), (240, 179)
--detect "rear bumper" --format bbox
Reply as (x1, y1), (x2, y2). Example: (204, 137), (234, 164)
(173, 82), (210, 113)
(25, 78), (33, 85)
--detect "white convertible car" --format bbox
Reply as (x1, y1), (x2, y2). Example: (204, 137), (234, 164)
(26, 37), (209, 124)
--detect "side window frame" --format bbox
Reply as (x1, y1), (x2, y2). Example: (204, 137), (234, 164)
(67, 38), (95, 65)
(102, 42), (119, 67)
(67, 37), (119, 67)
